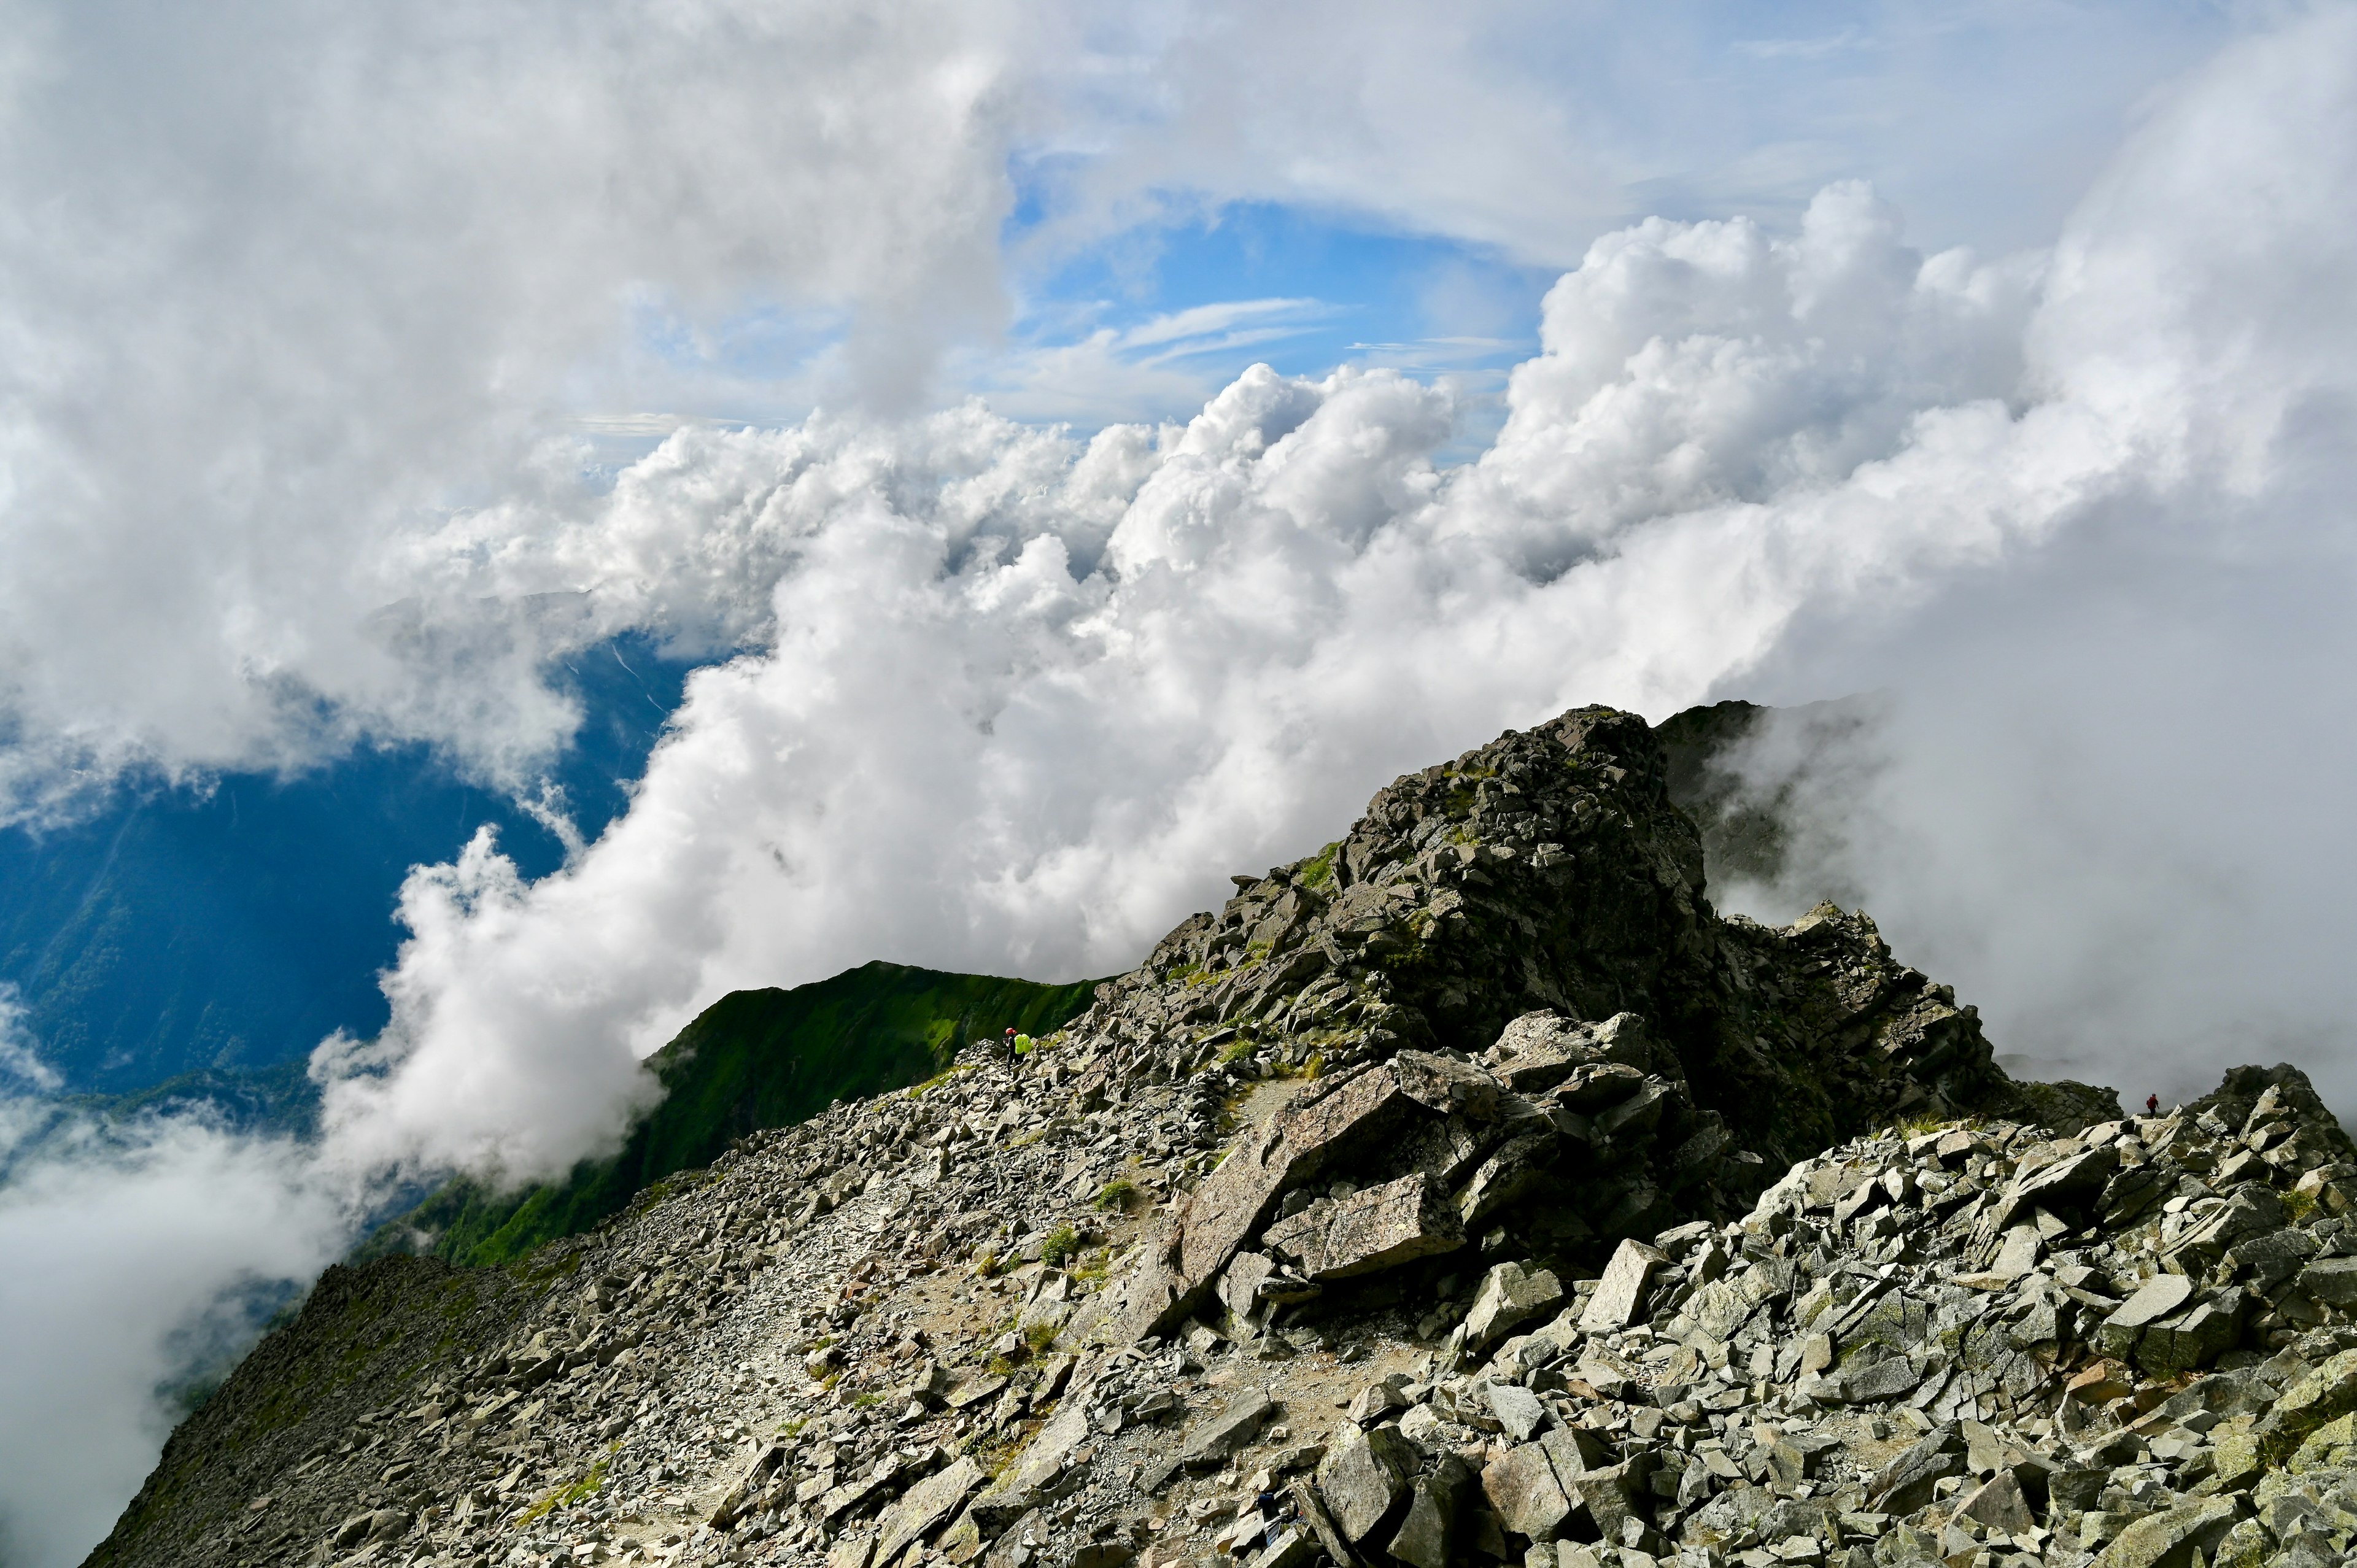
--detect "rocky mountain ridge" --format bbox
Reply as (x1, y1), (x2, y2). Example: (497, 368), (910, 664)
(82, 706), (2357, 1568)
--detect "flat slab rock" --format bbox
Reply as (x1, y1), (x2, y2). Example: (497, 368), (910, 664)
(1260, 1171), (1464, 1281)
(1180, 1391), (1277, 1467)
(2105, 1272), (2197, 1331)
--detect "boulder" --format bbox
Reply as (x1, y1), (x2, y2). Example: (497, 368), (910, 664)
(1868, 1424), (1966, 1515)
(1181, 1391), (1277, 1469)
(1554, 1062), (1649, 1114)
(709, 1437), (789, 1526)
(1479, 1443), (1572, 1541)
(1563, 1456), (1654, 1545)
(1382, 1456), (1471, 1568)
(1115, 1063), (1414, 1342)
(1245, 1529), (1318, 1568)
(2091, 1496), (2240, 1568)
(1578, 1239), (1668, 1334)
(1317, 1425), (1418, 1543)
(1464, 1261), (1565, 1351)
(2135, 1289), (2245, 1377)
(2163, 1187), (2287, 1272)
(1954, 1470), (2036, 1535)
(2301, 1256), (2357, 1308)
(1285, 1479), (1358, 1568)
(1392, 1052), (1504, 1121)
(872, 1457), (983, 1566)
(1484, 1013), (1596, 1092)
(2096, 1273), (2196, 1360)
(1260, 1172), (1463, 1281)
(1485, 1381), (1547, 1443)
(2254, 1348), (2357, 1462)
(1688, 1278), (1752, 1342)
(1836, 1354), (1922, 1403)
(1989, 1142), (2119, 1230)
(1456, 1132), (1563, 1229)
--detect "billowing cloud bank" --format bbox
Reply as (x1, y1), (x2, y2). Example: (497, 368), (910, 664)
(324, 10), (2357, 1183)
(0, 1), (2230, 828)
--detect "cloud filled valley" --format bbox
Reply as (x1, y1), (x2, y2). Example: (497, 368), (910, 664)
(5, 5), (2357, 1564)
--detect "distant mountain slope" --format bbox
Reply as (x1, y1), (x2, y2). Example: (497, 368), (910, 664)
(377, 960), (1102, 1267)
(0, 636), (690, 1094)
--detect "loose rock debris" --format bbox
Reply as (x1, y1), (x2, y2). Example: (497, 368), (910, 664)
(80, 706), (2357, 1568)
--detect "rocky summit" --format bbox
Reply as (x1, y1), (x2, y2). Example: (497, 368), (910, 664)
(83, 706), (2357, 1568)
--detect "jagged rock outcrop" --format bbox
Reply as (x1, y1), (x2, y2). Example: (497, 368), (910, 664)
(1063, 708), (2016, 1162)
(80, 707), (2357, 1568)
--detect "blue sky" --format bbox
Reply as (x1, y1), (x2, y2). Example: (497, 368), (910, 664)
(575, 0), (2245, 444)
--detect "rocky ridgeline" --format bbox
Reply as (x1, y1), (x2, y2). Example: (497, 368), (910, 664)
(80, 708), (2357, 1568)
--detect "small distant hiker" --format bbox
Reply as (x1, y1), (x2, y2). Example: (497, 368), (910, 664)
(2146, 1092), (2160, 1115)
(1005, 1026), (1021, 1070)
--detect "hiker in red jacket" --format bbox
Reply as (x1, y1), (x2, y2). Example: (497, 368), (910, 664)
(1005, 1027), (1021, 1070)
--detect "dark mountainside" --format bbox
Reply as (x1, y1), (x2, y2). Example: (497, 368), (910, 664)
(382, 964), (1102, 1269)
(83, 705), (2357, 1568)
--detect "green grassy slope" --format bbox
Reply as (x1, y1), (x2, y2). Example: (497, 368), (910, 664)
(381, 960), (1101, 1267)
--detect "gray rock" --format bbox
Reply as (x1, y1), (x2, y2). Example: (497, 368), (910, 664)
(2137, 1289), (2245, 1377)
(1457, 1132), (1563, 1229)
(709, 1437), (789, 1526)
(2301, 1255), (2357, 1307)
(1954, 1469), (2035, 1534)
(2091, 1496), (2240, 1568)
(1593, 1079), (1671, 1140)
(2164, 1186), (2287, 1272)
(2097, 1273), (2196, 1359)
(1217, 1251), (1281, 1320)
(1479, 1442), (1572, 1542)
(1115, 1063), (1414, 1342)
(1484, 1012), (1610, 1092)
(1181, 1391), (1277, 1468)
(1837, 1354), (1922, 1403)
(1382, 1456), (1471, 1568)
(1485, 1381), (1547, 1442)
(1578, 1239), (1668, 1334)
(1689, 1278), (1752, 1341)
(1245, 1529), (1318, 1568)
(1317, 1424), (1418, 1543)
(871, 1456), (983, 1566)
(1261, 1172), (1464, 1281)
(1392, 1051), (1504, 1121)
(1563, 1456), (1653, 1545)
(1286, 1478), (1359, 1568)
(1868, 1424), (1965, 1515)
(1987, 1225), (2043, 1280)
(1553, 1061), (1649, 1113)
(1465, 1261), (1565, 1351)
(2219, 1225), (2315, 1292)
(1991, 1142), (2121, 1231)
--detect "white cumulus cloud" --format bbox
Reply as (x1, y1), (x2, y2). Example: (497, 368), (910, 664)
(322, 7), (2357, 1186)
